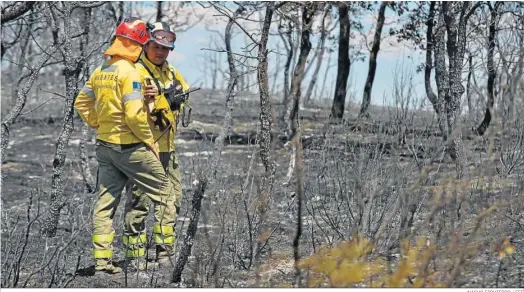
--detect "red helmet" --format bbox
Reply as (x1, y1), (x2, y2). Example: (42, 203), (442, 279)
(115, 17), (150, 45)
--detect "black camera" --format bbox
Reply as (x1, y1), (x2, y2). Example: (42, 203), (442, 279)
(152, 87), (201, 130)
(164, 85), (187, 112)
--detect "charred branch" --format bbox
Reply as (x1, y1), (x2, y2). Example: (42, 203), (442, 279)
(1, 1), (36, 24)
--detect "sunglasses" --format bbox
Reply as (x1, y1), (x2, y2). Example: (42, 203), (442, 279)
(152, 30), (176, 43)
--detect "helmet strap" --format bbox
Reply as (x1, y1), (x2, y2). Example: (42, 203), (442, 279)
(135, 48), (144, 63)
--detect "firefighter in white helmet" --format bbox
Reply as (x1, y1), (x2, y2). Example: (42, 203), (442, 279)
(123, 21), (189, 267)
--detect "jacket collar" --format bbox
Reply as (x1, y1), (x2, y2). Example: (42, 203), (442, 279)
(141, 55), (170, 75)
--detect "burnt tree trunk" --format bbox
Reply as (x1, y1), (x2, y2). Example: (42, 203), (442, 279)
(271, 43), (281, 96)
(156, 1), (163, 22)
(475, 2), (499, 136)
(43, 2), (87, 237)
(285, 3), (315, 139)
(172, 5), (243, 284)
(466, 54), (473, 116)
(257, 4), (276, 179)
(283, 3), (316, 186)
(211, 49), (218, 92)
(304, 5), (331, 104)
(278, 20), (294, 132)
(497, 12), (523, 125)
(425, 1), (448, 139)
(239, 70), (245, 90)
(441, 2), (473, 179)
(117, 1), (124, 23)
(330, 2), (350, 121)
(433, 9), (450, 142)
(254, 2), (276, 287)
(7, 8), (36, 102)
(78, 8), (95, 193)
(292, 126), (304, 287)
(286, 7), (316, 283)
(509, 27), (523, 122)
(79, 123), (95, 193)
(359, 1), (387, 120)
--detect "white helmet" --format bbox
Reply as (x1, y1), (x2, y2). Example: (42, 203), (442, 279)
(149, 21), (176, 50)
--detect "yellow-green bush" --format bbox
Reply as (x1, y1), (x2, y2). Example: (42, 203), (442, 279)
(299, 234), (515, 288)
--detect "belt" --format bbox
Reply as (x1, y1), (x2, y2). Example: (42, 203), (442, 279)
(96, 139), (144, 152)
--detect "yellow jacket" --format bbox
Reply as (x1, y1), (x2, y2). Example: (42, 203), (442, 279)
(74, 56), (155, 147)
(136, 56), (189, 152)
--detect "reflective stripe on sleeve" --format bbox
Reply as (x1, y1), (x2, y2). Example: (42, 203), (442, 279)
(122, 92), (143, 102)
(82, 86), (95, 99)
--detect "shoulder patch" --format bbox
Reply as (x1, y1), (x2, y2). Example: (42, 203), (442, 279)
(132, 81), (142, 92)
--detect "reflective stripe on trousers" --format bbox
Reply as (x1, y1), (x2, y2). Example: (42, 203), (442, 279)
(93, 232), (115, 259)
(123, 233), (147, 258)
(153, 223), (175, 245)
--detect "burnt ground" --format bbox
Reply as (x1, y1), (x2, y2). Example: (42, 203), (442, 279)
(2, 90), (524, 288)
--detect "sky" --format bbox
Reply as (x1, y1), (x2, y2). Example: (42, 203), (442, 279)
(0, 1), (431, 110)
(131, 1), (431, 109)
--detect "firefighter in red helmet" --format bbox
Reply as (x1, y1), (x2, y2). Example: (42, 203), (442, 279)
(74, 17), (176, 274)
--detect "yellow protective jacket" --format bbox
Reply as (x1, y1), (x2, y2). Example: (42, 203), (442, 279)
(74, 56), (155, 148)
(136, 56), (189, 153)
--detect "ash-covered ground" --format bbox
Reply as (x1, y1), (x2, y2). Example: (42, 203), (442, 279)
(2, 90), (523, 288)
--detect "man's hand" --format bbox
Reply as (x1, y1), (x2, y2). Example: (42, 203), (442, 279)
(144, 84), (158, 101)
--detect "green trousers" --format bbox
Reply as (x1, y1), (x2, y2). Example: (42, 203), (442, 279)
(123, 151), (182, 259)
(91, 141), (175, 266)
